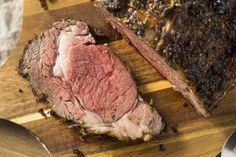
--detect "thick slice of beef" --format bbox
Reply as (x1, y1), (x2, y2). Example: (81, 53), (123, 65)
(95, 0), (236, 117)
(19, 19), (164, 141)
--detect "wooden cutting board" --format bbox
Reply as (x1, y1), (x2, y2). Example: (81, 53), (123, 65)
(1, 1), (236, 156)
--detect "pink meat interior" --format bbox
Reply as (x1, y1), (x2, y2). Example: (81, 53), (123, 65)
(68, 45), (137, 122)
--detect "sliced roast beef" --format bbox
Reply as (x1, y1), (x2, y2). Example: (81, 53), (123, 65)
(95, 0), (236, 117)
(19, 19), (164, 141)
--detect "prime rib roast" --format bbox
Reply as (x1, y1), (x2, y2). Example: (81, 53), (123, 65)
(95, 0), (236, 117)
(19, 19), (164, 141)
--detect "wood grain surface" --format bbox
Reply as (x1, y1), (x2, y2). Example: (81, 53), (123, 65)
(0, 0), (236, 157)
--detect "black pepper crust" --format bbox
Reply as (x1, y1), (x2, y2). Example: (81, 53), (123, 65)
(102, 0), (236, 112)
(18, 41), (32, 80)
(161, 0), (236, 110)
(18, 35), (50, 104)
